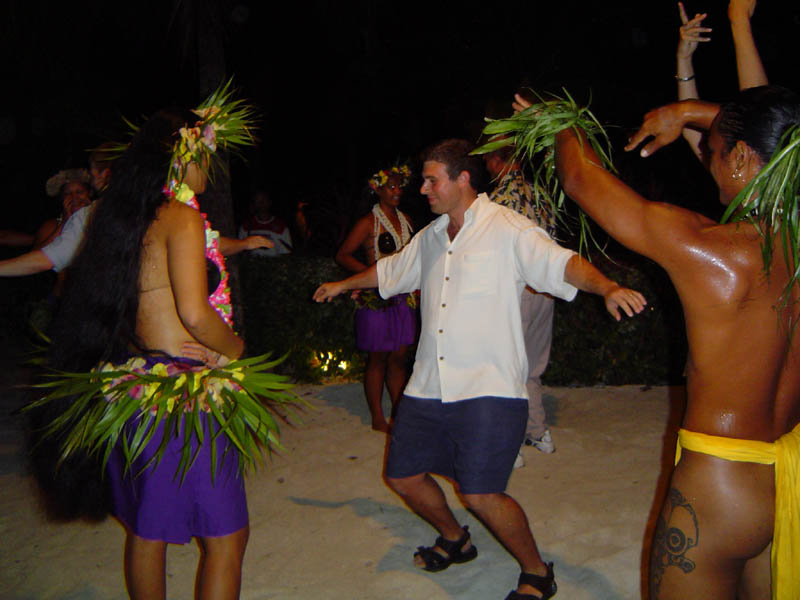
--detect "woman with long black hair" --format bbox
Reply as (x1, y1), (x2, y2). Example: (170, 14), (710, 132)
(31, 88), (288, 599)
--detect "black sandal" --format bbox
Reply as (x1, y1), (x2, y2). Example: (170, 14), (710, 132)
(414, 525), (478, 572)
(504, 562), (557, 599)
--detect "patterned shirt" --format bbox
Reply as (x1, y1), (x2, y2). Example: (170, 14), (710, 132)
(489, 169), (554, 235)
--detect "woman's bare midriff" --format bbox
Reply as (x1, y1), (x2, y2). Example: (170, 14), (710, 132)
(134, 204), (199, 357)
(136, 286), (196, 357)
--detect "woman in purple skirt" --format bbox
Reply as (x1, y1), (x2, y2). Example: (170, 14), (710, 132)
(335, 166), (417, 432)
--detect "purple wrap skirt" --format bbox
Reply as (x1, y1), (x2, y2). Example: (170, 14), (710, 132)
(106, 356), (248, 544)
(354, 295), (416, 352)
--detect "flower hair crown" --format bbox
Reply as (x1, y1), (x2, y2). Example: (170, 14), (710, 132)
(104, 79), (257, 192)
(368, 164), (411, 191)
(166, 79), (257, 192)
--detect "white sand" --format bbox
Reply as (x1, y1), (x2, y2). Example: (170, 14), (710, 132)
(1, 382), (685, 599)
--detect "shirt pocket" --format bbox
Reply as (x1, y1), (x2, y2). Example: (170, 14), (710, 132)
(458, 252), (498, 297)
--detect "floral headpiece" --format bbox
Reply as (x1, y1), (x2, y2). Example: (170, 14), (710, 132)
(368, 164), (411, 191)
(166, 79), (257, 193)
(45, 168), (91, 197)
(107, 79), (257, 194)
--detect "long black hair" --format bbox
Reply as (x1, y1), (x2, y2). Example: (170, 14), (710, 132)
(29, 107), (197, 520)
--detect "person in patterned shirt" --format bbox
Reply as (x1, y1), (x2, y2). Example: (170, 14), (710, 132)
(485, 146), (557, 461)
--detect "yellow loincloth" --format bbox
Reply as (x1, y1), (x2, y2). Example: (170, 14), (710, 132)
(675, 424), (800, 600)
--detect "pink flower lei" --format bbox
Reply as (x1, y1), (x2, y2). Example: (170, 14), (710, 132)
(165, 180), (233, 326)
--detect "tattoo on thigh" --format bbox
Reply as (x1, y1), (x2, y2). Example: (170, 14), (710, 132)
(649, 487), (699, 597)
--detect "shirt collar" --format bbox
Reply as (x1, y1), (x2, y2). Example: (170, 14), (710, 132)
(432, 193), (488, 233)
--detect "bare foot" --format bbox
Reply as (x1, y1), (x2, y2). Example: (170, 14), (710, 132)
(371, 420), (391, 433)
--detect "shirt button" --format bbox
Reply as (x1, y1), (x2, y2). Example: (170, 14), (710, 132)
(447, 251), (453, 255)
(445, 276), (450, 281)
(439, 356), (444, 361)
(438, 329), (443, 333)
(441, 303), (446, 308)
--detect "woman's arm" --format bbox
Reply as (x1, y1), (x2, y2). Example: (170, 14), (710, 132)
(335, 214), (372, 273)
(167, 207), (244, 360)
(729, 0), (768, 90)
(676, 2), (711, 159)
(218, 234), (274, 256)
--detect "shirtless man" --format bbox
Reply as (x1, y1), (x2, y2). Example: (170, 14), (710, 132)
(549, 86), (800, 598)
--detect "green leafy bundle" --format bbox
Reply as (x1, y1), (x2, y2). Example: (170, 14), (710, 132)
(472, 90), (615, 254)
(721, 124), (800, 311)
(26, 354), (301, 482)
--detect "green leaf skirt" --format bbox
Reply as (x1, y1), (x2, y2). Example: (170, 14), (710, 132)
(27, 353), (300, 481)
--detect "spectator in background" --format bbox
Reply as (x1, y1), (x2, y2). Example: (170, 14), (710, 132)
(0, 169), (96, 277)
(0, 169), (92, 251)
(484, 145), (557, 464)
(36, 169), (93, 248)
(239, 189), (292, 256)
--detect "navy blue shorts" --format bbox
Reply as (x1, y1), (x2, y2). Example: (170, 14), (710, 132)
(385, 396), (527, 494)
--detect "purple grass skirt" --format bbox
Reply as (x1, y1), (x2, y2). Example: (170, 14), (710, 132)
(106, 356), (248, 544)
(354, 295), (416, 352)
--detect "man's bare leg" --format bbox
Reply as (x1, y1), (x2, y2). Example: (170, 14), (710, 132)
(124, 533), (167, 600)
(387, 472), (473, 562)
(463, 492), (550, 597)
(648, 451), (774, 599)
(196, 526), (249, 600)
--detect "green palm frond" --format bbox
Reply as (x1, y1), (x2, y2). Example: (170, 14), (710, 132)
(472, 89), (615, 255)
(721, 124), (800, 314)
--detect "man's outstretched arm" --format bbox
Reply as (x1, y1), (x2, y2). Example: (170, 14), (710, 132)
(313, 264), (379, 303)
(564, 255), (647, 321)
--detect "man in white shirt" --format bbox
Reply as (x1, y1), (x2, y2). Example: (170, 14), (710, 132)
(314, 139), (645, 599)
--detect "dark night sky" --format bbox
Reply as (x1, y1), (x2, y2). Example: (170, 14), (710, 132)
(2, 0), (799, 236)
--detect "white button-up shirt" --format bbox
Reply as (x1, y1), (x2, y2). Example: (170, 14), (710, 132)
(377, 193), (577, 403)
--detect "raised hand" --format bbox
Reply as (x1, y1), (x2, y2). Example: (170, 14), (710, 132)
(512, 93), (532, 114)
(728, 0), (757, 21)
(678, 2), (712, 59)
(625, 104), (691, 158)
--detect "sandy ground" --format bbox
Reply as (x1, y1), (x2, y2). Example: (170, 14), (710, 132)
(1, 366), (686, 600)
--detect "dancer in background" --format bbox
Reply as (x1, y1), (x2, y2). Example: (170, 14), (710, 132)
(335, 165), (416, 432)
